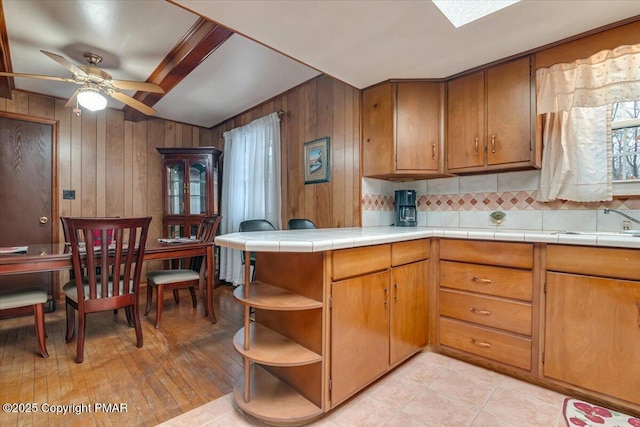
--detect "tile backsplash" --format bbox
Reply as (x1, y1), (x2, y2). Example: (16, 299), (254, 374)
(362, 170), (640, 232)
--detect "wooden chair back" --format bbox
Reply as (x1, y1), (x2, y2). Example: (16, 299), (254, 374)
(190, 215), (222, 272)
(65, 217), (151, 308)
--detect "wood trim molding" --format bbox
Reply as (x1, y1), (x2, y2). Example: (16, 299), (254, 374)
(0, 0), (15, 99)
(123, 18), (233, 122)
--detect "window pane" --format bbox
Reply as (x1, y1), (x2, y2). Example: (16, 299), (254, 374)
(611, 101), (640, 182)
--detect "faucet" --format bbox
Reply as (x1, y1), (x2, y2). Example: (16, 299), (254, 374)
(603, 209), (640, 230)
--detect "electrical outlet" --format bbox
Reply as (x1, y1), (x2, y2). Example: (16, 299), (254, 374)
(63, 190), (75, 200)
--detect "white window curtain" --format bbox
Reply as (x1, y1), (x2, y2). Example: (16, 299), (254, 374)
(535, 44), (640, 202)
(219, 112), (282, 285)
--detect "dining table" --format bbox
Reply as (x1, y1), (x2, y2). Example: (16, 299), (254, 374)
(0, 240), (216, 324)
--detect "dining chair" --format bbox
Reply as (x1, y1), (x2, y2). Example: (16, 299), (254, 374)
(287, 218), (316, 230)
(0, 287), (49, 358)
(239, 219), (276, 281)
(63, 216), (151, 363)
(145, 215), (222, 328)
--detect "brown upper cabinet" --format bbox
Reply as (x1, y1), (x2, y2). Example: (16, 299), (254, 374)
(362, 81), (445, 179)
(446, 56), (539, 173)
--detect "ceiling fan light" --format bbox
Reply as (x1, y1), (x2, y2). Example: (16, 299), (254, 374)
(77, 87), (107, 111)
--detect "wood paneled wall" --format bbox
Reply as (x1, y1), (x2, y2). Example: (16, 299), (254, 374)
(0, 90), (215, 272)
(211, 75), (361, 228)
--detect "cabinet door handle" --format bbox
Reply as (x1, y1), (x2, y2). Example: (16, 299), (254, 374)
(470, 307), (491, 315)
(470, 276), (492, 284)
(474, 137), (479, 156)
(432, 144), (436, 160)
(491, 134), (496, 153)
(384, 287), (388, 307)
(471, 338), (491, 348)
(394, 283), (398, 301)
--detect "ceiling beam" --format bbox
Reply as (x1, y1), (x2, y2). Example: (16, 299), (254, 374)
(123, 18), (233, 122)
(0, 0), (15, 99)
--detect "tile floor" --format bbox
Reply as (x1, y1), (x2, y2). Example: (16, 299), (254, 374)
(159, 350), (579, 427)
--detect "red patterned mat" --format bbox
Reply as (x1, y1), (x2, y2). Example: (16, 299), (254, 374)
(563, 398), (640, 427)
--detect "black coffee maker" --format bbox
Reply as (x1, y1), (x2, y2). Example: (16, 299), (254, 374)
(395, 190), (417, 227)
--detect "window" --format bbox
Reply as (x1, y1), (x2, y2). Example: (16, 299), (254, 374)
(611, 101), (640, 196)
(612, 101), (640, 181)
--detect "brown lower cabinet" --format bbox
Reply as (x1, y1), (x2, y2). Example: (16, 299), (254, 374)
(231, 239), (639, 426)
(330, 240), (429, 407)
(544, 245), (640, 411)
(438, 239), (535, 372)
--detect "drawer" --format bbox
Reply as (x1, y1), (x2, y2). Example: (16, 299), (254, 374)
(440, 261), (533, 301)
(440, 240), (533, 269)
(439, 318), (532, 371)
(391, 239), (430, 266)
(332, 244), (390, 280)
(546, 245), (640, 281)
(439, 289), (532, 336)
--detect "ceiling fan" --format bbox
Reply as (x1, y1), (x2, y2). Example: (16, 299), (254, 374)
(0, 50), (164, 116)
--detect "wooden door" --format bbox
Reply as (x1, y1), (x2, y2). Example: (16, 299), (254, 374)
(396, 82), (440, 172)
(544, 272), (640, 404)
(446, 71), (484, 171)
(0, 114), (54, 291)
(487, 57), (532, 166)
(362, 83), (393, 176)
(390, 260), (428, 365)
(330, 270), (389, 406)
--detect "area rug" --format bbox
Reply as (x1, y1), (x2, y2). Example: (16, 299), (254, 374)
(563, 398), (640, 427)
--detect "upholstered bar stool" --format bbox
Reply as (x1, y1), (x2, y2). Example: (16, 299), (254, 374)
(0, 288), (49, 358)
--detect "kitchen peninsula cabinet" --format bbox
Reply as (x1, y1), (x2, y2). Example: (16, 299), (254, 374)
(331, 240), (429, 406)
(362, 81), (445, 179)
(446, 56), (538, 173)
(214, 227), (640, 425)
(157, 147), (221, 239)
(544, 245), (640, 411)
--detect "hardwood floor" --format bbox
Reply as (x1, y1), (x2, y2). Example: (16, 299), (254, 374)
(0, 284), (244, 426)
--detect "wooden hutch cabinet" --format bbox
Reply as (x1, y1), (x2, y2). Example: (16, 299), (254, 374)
(157, 147), (222, 239)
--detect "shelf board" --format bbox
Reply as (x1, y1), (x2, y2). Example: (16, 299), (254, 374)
(233, 323), (322, 366)
(233, 282), (323, 310)
(233, 365), (323, 426)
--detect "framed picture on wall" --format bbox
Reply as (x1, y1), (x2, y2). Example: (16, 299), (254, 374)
(303, 136), (330, 184)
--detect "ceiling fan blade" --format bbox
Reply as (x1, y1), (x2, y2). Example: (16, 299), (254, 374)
(0, 71), (77, 84)
(40, 50), (87, 77)
(110, 80), (164, 93)
(64, 88), (82, 108)
(108, 91), (157, 116)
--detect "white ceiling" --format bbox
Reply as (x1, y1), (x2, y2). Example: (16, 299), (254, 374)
(178, 0), (640, 87)
(3, 1), (640, 129)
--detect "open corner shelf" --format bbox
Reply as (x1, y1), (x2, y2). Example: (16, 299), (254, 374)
(233, 323), (322, 366)
(233, 281), (323, 310)
(233, 365), (323, 426)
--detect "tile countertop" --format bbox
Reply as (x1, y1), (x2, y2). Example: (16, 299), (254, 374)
(214, 226), (640, 252)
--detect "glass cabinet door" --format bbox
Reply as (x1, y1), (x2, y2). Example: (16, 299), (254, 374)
(189, 160), (207, 215)
(165, 161), (185, 215)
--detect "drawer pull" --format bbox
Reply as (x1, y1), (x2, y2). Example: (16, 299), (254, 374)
(471, 338), (491, 348)
(470, 307), (491, 315)
(470, 276), (492, 284)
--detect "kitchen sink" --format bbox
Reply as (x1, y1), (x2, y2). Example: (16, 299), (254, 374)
(552, 230), (640, 236)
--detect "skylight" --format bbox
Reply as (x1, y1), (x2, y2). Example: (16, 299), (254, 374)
(432, 0), (521, 28)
